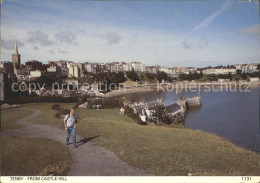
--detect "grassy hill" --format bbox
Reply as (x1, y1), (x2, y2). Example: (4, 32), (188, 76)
(9, 103), (260, 175)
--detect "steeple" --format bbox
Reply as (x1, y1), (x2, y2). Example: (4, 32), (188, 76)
(12, 40), (21, 66)
(14, 41), (19, 55)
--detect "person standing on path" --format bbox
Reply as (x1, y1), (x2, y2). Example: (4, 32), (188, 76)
(64, 109), (78, 148)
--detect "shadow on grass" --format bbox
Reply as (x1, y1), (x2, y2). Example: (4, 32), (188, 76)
(68, 135), (100, 147)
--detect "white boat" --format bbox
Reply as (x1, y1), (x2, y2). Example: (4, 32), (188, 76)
(186, 96), (202, 108)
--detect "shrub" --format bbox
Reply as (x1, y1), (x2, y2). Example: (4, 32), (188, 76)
(126, 70), (140, 81)
(60, 108), (70, 115)
(53, 108), (70, 119)
(72, 102), (83, 109)
(124, 106), (146, 125)
(52, 104), (61, 111)
(87, 98), (124, 109)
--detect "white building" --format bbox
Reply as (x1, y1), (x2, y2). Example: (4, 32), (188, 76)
(84, 63), (94, 73)
(74, 66), (79, 78)
(131, 62), (145, 72)
(122, 63), (131, 72)
(236, 63), (259, 73)
(250, 77), (259, 82)
(202, 68), (236, 75)
(68, 65), (79, 78)
(30, 70), (42, 78)
(47, 66), (57, 72)
(159, 67), (169, 73)
(74, 63), (84, 76)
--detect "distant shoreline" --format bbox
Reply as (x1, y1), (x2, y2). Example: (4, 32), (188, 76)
(104, 81), (260, 97)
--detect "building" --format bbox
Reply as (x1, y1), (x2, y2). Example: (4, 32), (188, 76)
(145, 66), (158, 74)
(46, 65), (62, 76)
(166, 103), (184, 116)
(84, 62), (94, 73)
(249, 77), (259, 82)
(14, 67), (30, 81)
(235, 64), (242, 70)
(30, 70), (42, 78)
(25, 60), (42, 71)
(0, 71), (16, 101)
(159, 67), (173, 75)
(12, 41), (21, 66)
(131, 62), (145, 72)
(74, 63), (84, 76)
(0, 72), (8, 101)
(108, 62), (124, 73)
(122, 62), (131, 72)
(202, 68), (236, 75)
(235, 63), (259, 73)
(68, 64), (79, 78)
(0, 61), (14, 73)
(176, 67), (189, 74)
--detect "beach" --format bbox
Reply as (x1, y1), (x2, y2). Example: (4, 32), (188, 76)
(104, 81), (260, 98)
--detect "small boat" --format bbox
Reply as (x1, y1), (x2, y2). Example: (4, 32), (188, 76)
(186, 95), (202, 108)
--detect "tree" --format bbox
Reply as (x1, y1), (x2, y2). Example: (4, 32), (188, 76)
(33, 75), (55, 88)
(157, 71), (167, 82)
(126, 70), (140, 81)
(236, 69), (242, 75)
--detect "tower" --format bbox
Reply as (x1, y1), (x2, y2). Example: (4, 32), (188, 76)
(12, 41), (21, 66)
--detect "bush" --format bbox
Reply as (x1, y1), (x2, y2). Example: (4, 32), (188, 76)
(60, 108), (70, 115)
(72, 102), (83, 109)
(53, 107), (70, 119)
(124, 106), (146, 125)
(52, 104), (61, 111)
(126, 70), (140, 81)
(87, 98), (124, 109)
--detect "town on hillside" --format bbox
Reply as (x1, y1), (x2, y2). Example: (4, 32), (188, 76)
(0, 41), (260, 101)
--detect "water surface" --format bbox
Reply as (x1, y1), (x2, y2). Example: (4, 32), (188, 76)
(123, 87), (260, 153)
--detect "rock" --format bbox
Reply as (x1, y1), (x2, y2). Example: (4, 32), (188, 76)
(1, 103), (20, 109)
(78, 101), (89, 108)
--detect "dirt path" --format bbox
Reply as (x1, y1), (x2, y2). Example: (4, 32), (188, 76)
(1, 108), (149, 176)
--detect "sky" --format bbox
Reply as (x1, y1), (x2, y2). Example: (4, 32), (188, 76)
(1, 0), (260, 68)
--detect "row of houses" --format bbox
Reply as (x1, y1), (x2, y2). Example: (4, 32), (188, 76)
(235, 63), (259, 73)
(129, 98), (185, 123)
(2, 58), (259, 81)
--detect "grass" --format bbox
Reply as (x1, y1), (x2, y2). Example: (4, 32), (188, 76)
(26, 103), (260, 175)
(23, 103), (75, 129)
(1, 136), (72, 176)
(1, 108), (34, 131)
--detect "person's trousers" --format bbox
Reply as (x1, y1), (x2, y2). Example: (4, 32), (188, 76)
(66, 126), (76, 147)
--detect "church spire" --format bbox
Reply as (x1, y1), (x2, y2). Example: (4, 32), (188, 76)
(14, 41), (19, 55)
(12, 41), (21, 66)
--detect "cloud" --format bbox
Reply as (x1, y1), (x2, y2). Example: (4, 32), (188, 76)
(1, 39), (25, 50)
(101, 32), (122, 45)
(237, 24), (260, 39)
(187, 0), (232, 36)
(181, 39), (209, 50)
(181, 40), (191, 49)
(27, 30), (53, 46)
(48, 50), (55, 54)
(58, 48), (68, 54)
(33, 46), (39, 50)
(54, 31), (77, 45)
